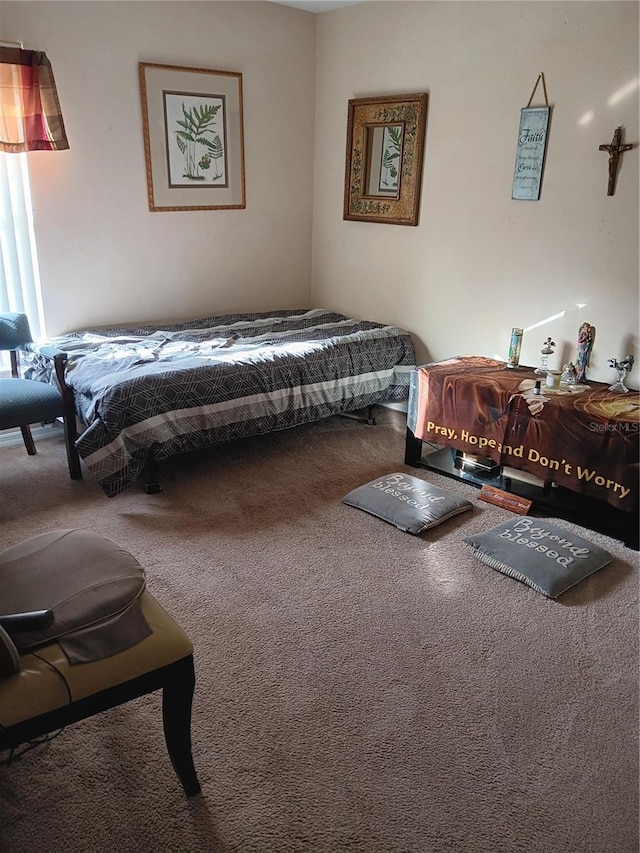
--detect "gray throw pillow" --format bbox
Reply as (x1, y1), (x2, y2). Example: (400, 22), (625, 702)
(463, 517), (613, 598)
(343, 472), (473, 535)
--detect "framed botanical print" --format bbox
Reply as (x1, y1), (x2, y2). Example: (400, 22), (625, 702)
(139, 62), (245, 212)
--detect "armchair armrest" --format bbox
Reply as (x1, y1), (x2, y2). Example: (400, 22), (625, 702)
(35, 347), (72, 395)
(37, 344), (67, 360)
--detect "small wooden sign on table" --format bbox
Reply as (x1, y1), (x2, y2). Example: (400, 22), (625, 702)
(478, 485), (533, 515)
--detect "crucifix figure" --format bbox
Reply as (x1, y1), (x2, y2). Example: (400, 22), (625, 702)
(599, 127), (632, 196)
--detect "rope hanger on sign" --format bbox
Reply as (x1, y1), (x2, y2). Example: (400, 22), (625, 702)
(525, 72), (549, 108)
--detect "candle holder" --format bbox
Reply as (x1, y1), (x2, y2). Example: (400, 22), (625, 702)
(608, 355), (634, 394)
(535, 337), (556, 375)
(507, 328), (523, 369)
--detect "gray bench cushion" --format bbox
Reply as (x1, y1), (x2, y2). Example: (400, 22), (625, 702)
(0, 529), (150, 663)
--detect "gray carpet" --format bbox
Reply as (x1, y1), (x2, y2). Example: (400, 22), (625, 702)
(0, 410), (638, 853)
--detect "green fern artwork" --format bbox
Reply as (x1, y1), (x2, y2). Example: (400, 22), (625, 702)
(164, 93), (227, 187)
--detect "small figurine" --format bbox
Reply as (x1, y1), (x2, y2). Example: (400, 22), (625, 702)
(575, 322), (595, 383)
(608, 355), (634, 394)
(561, 362), (577, 385)
(535, 336), (556, 375)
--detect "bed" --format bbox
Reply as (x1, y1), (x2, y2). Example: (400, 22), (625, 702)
(26, 308), (416, 497)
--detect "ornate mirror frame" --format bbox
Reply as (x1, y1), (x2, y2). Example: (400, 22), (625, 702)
(343, 93), (428, 226)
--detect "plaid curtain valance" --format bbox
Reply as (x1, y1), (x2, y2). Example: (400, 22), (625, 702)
(0, 47), (69, 153)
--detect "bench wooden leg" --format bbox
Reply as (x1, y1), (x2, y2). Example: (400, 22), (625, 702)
(162, 655), (201, 797)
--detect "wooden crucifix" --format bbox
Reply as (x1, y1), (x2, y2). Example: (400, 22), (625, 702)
(599, 127), (633, 196)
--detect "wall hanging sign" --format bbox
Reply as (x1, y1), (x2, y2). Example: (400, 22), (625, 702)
(139, 62), (245, 212)
(512, 73), (550, 201)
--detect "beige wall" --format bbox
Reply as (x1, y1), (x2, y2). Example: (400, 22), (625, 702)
(312, 1), (639, 385)
(2, 1), (638, 387)
(1, 1), (316, 334)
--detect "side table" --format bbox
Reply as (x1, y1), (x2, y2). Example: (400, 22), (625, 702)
(405, 357), (639, 548)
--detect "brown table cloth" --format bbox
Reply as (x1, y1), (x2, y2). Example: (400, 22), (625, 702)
(408, 357), (639, 514)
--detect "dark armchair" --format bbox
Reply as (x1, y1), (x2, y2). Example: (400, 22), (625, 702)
(0, 312), (81, 479)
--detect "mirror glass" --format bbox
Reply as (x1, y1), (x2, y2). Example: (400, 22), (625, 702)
(364, 124), (404, 198)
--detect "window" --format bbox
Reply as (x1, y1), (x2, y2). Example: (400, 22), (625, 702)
(1, 46), (67, 372)
(0, 151), (45, 370)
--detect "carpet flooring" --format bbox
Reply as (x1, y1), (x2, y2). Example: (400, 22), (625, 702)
(0, 409), (638, 853)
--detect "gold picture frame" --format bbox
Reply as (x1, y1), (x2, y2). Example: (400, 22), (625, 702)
(343, 93), (427, 226)
(139, 62), (245, 212)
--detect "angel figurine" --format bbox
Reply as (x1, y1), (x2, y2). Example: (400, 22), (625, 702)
(561, 362), (577, 385)
(535, 336), (556, 375)
(575, 322), (595, 383)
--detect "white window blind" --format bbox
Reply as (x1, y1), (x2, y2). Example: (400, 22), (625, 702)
(0, 151), (45, 341)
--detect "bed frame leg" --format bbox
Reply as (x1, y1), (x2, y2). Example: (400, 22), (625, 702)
(340, 405), (377, 426)
(145, 456), (162, 494)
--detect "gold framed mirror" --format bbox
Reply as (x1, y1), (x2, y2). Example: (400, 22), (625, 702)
(343, 93), (427, 226)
